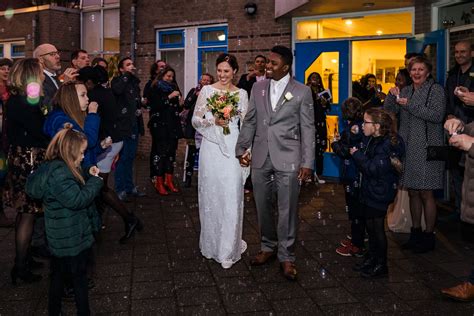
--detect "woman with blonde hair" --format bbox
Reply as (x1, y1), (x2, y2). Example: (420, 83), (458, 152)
(6, 58), (49, 284)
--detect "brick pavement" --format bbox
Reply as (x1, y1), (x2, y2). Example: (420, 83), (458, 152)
(0, 148), (474, 315)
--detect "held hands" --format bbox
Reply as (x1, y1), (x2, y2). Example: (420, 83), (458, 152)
(458, 90), (474, 106)
(349, 147), (358, 155)
(449, 134), (474, 152)
(88, 101), (98, 113)
(454, 86), (469, 97)
(238, 150), (251, 167)
(444, 118), (464, 135)
(297, 168), (312, 184)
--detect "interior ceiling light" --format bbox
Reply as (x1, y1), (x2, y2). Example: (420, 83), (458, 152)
(363, 2), (375, 8)
(345, 20), (353, 25)
(376, 30), (383, 35)
(218, 34), (226, 41)
(331, 59), (338, 63)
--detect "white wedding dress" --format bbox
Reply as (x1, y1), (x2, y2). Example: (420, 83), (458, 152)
(192, 85), (249, 268)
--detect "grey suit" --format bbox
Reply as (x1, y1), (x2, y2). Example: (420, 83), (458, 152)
(236, 77), (315, 261)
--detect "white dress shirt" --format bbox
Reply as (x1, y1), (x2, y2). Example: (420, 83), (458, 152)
(270, 73), (290, 111)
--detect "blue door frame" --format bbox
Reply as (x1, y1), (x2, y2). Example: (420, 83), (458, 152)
(295, 41), (350, 178)
(406, 29), (447, 85)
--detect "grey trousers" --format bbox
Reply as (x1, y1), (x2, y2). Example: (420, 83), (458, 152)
(251, 156), (300, 262)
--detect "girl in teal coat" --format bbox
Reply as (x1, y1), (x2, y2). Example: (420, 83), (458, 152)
(26, 126), (103, 316)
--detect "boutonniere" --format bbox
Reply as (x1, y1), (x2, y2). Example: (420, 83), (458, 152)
(284, 92), (293, 101)
(470, 72), (474, 78)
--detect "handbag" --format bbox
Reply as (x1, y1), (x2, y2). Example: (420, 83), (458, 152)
(387, 189), (426, 233)
(422, 83), (461, 165)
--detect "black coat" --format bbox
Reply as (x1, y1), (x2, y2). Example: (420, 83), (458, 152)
(352, 135), (405, 211)
(6, 94), (49, 148)
(110, 72), (144, 137)
(147, 83), (183, 141)
(183, 87), (199, 139)
(445, 59), (474, 124)
(237, 73), (256, 97)
(88, 85), (123, 142)
(42, 74), (59, 109)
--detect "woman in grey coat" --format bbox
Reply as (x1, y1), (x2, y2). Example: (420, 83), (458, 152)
(385, 56), (446, 253)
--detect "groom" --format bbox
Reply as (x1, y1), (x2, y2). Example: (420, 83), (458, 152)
(236, 45), (315, 280)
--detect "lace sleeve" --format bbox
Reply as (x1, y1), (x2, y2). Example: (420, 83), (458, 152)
(238, 89), (249, 123)
(191, 86), (229, 156)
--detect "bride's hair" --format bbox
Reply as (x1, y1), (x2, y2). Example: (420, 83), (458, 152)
(216, 53), (239, 72)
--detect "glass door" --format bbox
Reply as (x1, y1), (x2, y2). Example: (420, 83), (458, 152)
(295, 41), (350, 178)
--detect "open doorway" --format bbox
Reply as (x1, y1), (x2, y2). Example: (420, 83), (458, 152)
(351, 39), (406, 108)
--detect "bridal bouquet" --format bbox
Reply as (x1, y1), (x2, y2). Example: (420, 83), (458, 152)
(207, 90), (240, 135)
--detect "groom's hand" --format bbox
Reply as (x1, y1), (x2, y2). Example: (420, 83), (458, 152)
(238, 151), (251, 167)
(298, 168), (312, 182)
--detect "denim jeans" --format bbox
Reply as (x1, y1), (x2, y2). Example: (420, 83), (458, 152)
(114, 125), (139, 193)
(49, 249), (91, 316)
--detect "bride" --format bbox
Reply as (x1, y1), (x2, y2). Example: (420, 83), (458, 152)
(192, 53), (249, 269)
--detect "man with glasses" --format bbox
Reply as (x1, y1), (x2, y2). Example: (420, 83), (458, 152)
(33, 43), (78, 107)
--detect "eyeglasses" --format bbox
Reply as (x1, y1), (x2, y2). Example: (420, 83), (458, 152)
(363, 121), (375, 125)
(39, 51), (60, 57)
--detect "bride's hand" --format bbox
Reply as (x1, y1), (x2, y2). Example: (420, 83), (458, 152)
(215, 118), (228, 127)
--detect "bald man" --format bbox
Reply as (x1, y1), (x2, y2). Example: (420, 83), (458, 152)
(444, 40), (474, 221)
(33, 43), (78, 107)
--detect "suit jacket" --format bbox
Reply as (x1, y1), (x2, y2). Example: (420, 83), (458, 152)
(43, 74), (59, 108)
(236, 77), (315, 171)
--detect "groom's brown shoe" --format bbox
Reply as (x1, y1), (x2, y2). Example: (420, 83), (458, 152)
(280, 261), (297, 280)
(250, 251), (276, 266)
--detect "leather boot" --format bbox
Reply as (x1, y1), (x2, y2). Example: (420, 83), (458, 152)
(401, 227), (422, 250)
(413, 231), (435, 254)
(164, 173), (179, 193)
(154, 177), (168, 196)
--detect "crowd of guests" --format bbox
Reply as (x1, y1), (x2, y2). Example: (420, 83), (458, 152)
(0, 38), (472, 314)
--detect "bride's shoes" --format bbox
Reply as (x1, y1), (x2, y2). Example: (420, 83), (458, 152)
(241, 240), (247, 254)
(221, 260), (233, 269)
(221, 240), (247, 269)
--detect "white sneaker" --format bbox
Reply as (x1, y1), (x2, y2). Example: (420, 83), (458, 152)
(221, 260), (233, 269)
(241, 240), (247, 254)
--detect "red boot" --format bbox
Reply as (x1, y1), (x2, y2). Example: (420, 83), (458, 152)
(154, 176), (168, 195)
(164, 173), (179, 193)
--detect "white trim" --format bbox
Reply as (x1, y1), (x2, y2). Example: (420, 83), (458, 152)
(448, 24), (474, 33)
(431, 0), (465, 31)
(154, 21), (227, 30)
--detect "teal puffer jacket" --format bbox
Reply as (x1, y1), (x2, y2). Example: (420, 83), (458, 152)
(26, 160), (103, 257)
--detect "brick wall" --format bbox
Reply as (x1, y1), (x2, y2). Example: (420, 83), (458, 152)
(0, 6), (80, 68)
(120, 0), (291, 155)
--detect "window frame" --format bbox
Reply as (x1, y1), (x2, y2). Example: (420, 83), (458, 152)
(197, 46), (228, 79)
(10, 43), (25, 58)
(0, 44), (3, 58)
(80, 2), (120, 57)
(198, 26), (228, 47)
(159, 30), (185, 49)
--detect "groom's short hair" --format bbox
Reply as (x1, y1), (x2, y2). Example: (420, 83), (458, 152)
(271, 46), (293, 67)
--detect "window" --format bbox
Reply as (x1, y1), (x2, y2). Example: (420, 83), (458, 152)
(157, 25), (228, 94)
(81, 1), (119, 57)
(11, 43), (25, 58)
(0, 41), (25, 59)
(296, 12), (413, 41)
